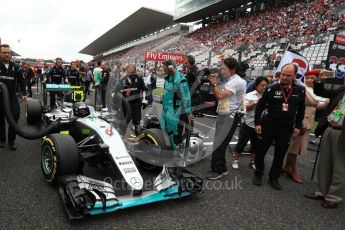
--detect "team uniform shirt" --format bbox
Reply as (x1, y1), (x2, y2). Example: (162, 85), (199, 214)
(119, 74), (146, 103)
(243, 90), (262, 128)
(66, 69), (80, 86)
(46, 66), (66, 84)
(217, 74), (246, 115)
(255, 82), (306, 128)
(0, 61), (26, 96)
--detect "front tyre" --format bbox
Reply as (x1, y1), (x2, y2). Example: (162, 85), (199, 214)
(136, 128), (172, 171)
(40, 134), (80, 185)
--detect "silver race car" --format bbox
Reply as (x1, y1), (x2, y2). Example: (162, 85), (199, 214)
(26, 82), (206, 220)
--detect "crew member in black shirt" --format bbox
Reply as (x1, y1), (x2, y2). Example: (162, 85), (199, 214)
(118, 64), (146, 135)
(253, 63), (305, 190)
(0, 44), (27, 150)
(66, 61), (80, 86)
(44, 57), (66, 108)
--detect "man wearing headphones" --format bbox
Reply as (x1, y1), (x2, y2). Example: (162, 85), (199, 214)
(161, 59), (193, 150)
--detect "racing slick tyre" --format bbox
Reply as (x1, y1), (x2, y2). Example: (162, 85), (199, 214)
(136, 128), (172, 171)
(26, 98), (42, 125)
(40, 134), (80, 185)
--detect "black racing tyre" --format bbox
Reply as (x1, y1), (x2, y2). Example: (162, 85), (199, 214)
(136, 128), (172, 171)
(40, 134), (80, 185)
(26, 98), (42, 125)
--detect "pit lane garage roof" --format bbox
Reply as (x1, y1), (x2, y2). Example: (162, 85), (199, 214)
(80, 7), (174, 56)
(174, 0), (252, 22)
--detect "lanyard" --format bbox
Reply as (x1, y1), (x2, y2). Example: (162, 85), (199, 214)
(280, 84), (293, 104)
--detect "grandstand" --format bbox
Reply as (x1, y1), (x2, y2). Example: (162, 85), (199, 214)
(80, 0), (345, 77)
(80, 7), (192, 68)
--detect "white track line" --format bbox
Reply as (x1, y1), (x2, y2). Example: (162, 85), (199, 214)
(193, 121), (215, 130)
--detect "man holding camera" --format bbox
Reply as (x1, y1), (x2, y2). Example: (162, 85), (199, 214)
(206, 57), (246, 180)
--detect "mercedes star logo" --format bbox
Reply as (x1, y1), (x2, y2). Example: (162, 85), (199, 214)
(130, 177), (142, 187)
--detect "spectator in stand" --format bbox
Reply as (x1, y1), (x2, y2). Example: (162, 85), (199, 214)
(232, 77), (268, 170)
(282, 69), (329, 184)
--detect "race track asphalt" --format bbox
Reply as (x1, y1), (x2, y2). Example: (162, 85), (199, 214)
(0, 86), (344, 229)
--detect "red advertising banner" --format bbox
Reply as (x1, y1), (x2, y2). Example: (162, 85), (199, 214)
(144, 51), (186, 63)
(335, 34), (345, 45)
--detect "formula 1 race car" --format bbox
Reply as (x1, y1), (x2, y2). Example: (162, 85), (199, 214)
(25, 83), (205, 220)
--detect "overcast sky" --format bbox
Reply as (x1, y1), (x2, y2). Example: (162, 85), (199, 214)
(0, 0), (175, 62)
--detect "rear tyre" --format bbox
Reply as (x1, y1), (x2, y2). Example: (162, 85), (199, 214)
(40, 134), (80, 185)
(136, 128), (172, 171)
(26, 98), (42, 125)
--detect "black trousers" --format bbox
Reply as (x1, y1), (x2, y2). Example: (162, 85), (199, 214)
(50, 92), (63, 108)
(26, 82), (33, 98)
(84, 81), (91, 95)
(254, 122), (293, 179)
(129, 101), (142, 134)
(234, 123), (257, 153)
(0, 97), (20, 144)
(101, 85), (107, 108)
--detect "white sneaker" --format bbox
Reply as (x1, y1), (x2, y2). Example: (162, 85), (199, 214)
(232, 160), (239, 170)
